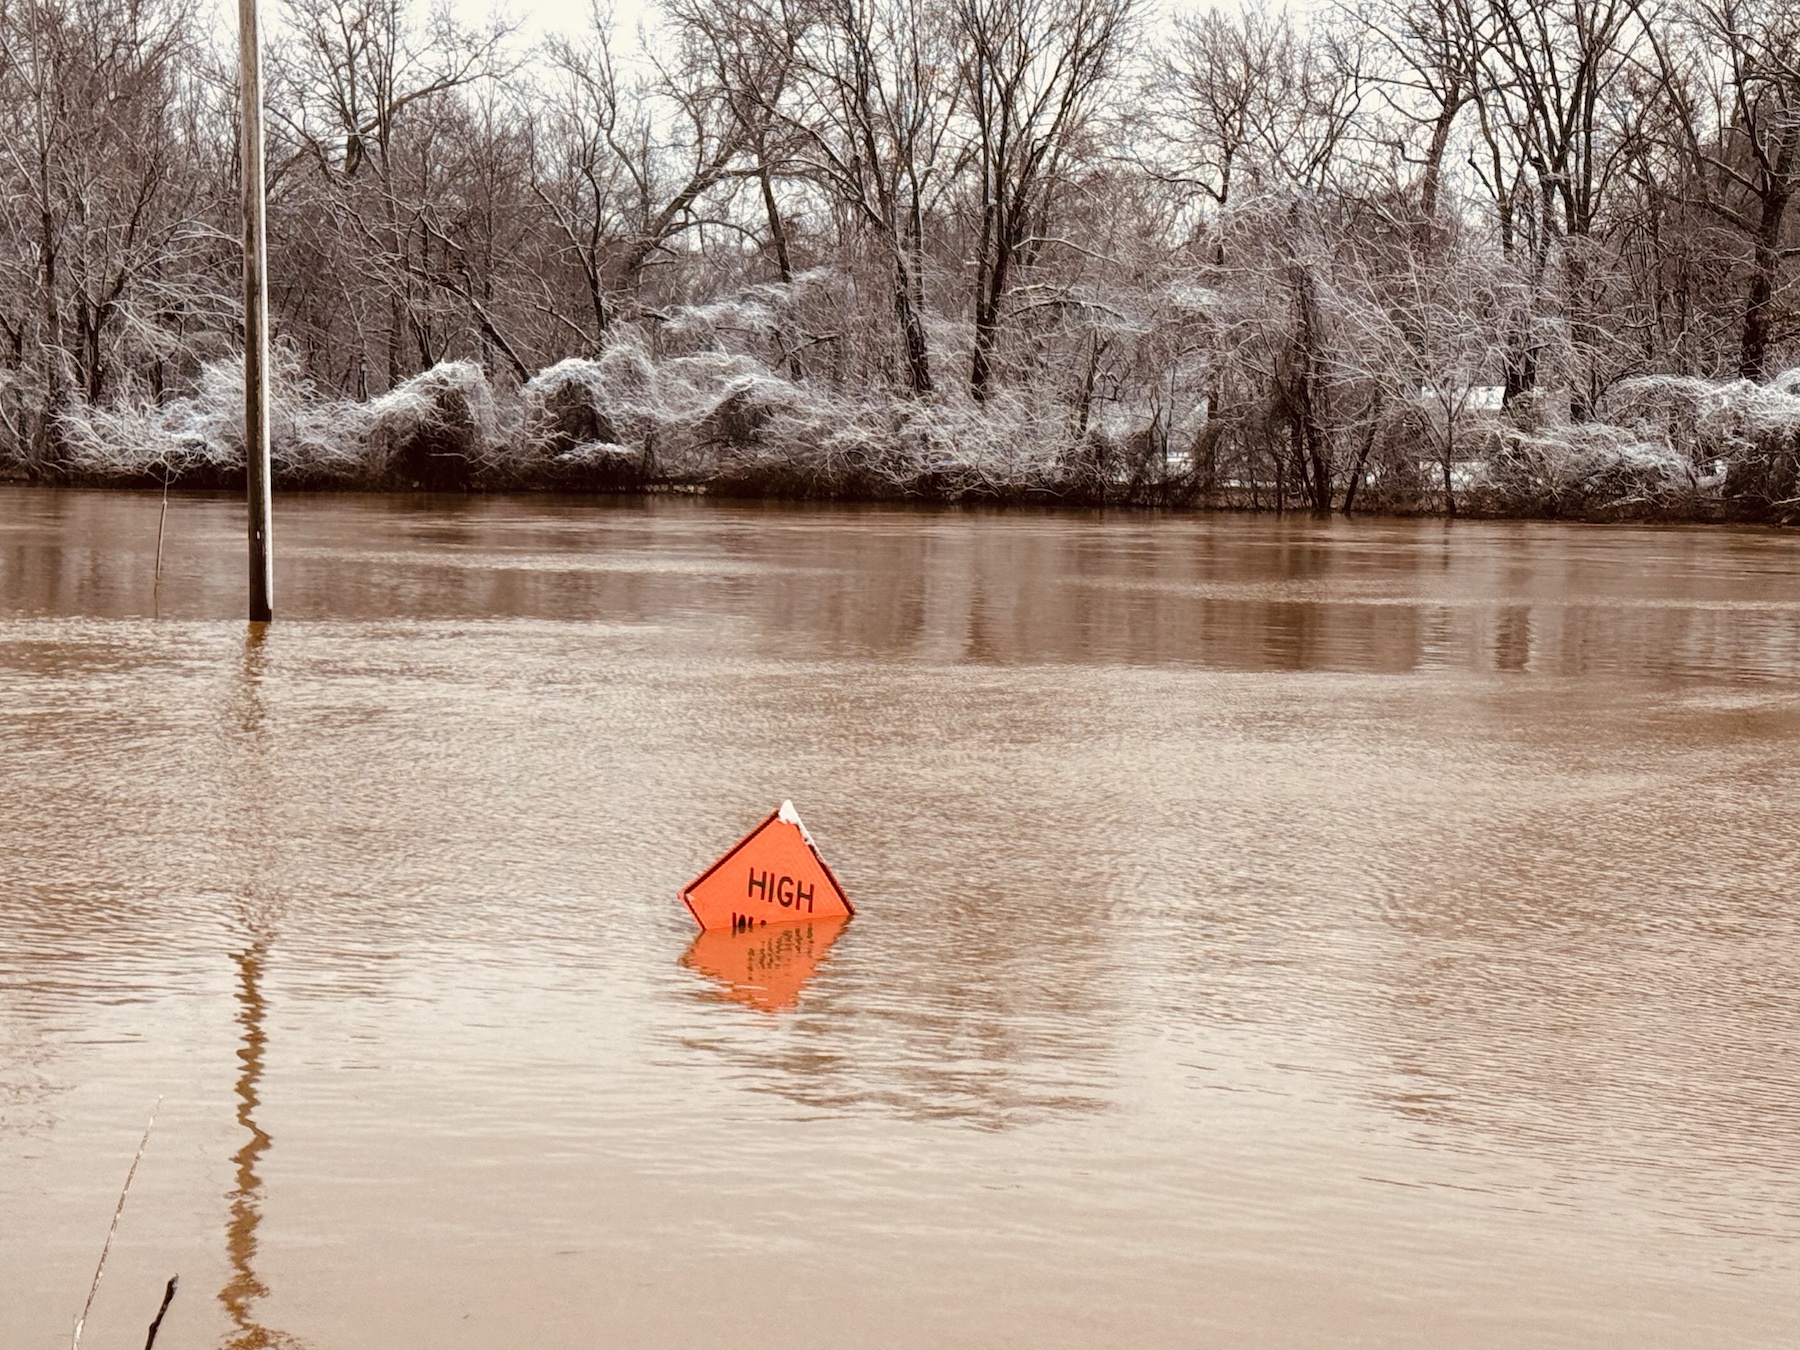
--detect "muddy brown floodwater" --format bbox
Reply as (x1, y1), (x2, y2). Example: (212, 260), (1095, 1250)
(1, 487), (1797, 1349)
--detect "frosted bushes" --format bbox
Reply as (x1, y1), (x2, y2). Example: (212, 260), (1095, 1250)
(44, 335), (1190, 500)
(659, 296), (782, 350)
(661, 360), (918, 497)
(522, 341), (820, 486)
(55, 354), (372, 486)
(655, 269), (850, 379)
(1604, 373), (1800, 512)
(521, 344), (774, 488)
(707, 382), (1083, 500)
(697, 373), (852, 495)
(519, 355), (645, 489)
(524, 358), (622, 453)
(523, 344), (660, 447)
(366, 361), (504, 489)
(62, 327), (1800, 517)
(517, 335), (1092, 500)
(53, 355), (507, 488)
(56, 362), (243, 484)
(44, 304), (1205, 501)
(1361, 375), (1790, 517)
(1057, 401), (1204, 504)
(649, 352), (790, 479)
(545, 440), (645, 488)
(1480, 423), (1697, 515)
(891, 390), (1055, 497)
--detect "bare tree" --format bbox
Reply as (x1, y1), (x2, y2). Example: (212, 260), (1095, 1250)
(666, 0), (807, 283)
(1353, 0), (1476, 222)
(0, 0), (217, 459)
(956, 0), (1134, 400)
(1657, 0), (1800, 378)
(785, 0), (956, 392)
(1153, 5), (1286, 261)
(1477, 0), (1655, 414)
(272, 0), (514, 388)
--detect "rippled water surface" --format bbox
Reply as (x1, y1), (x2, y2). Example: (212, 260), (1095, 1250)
(2, 488), (1797, 1349)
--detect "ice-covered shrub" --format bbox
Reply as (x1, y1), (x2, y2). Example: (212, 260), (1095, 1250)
(366, 361), (502, 490)
(1478, 422), (1697, 516)
(660, 297), (781, 350)
(522, 358), (620, 455)
(528, 329), (924, 497)
(1604, 372), (1800, 514)
(53, 355), (519, 490)
(55, 352), (374, 486)
(547, 440), (646, 490)
(673, 368), (894, 498)
(522, 336), (770, 478)
(517, 356), (648, 488)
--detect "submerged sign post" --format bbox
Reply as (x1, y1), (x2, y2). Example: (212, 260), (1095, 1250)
(681, 801), (854, 931)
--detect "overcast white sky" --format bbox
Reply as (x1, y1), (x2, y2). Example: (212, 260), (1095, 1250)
(474, 0), (1192, 46)
(237, 0), (1193, 69)
(217, 0), (659, 59)
(253, 0), (1195, 61)
(454, 0), (656, 48)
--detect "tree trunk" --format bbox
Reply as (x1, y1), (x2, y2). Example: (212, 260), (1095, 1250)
(1074, 333), (1101, 437)
(37, 205), (62, 460)
(1341, 392), (1381, 515)
(1741, 180), (1792, 381)
(1494, 189), (1538, 410)
(757, 159), (793, 284)
(1566, 247), (1594, 421)
(1292, 263), (1330, 511)
(1199, 377), (1221, 500)
(1291, 421), (1314, 508)
(82, 299), (107, 404)
(971, 312), (996, 400)
(387, 292), (403, 390)
(893, 260), (932, 394)
(970, 235), (1009, 402)
(583, 254), (610, 348)
(1418, 80), (1460, 224)
(1741, 248), (1777, 382)
(1503, 331), (1536, 408)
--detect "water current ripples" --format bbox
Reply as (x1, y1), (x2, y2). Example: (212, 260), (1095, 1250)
(1, 489), (1796, 1349)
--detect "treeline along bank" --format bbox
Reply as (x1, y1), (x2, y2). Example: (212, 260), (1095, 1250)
(9, 0), (1800, 518)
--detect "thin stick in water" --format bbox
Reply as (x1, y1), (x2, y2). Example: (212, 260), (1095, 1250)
(142, 1276), (178, 1350)
(154, 466), (169, 590)
(71, 1098), (161, 1350)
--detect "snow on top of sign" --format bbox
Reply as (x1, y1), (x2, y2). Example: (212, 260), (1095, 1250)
(777, 799), (816, 846)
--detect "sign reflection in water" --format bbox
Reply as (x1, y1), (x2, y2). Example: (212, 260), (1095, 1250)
(680, 916), (852, 1013)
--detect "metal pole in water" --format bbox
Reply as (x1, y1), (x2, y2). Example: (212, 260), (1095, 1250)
(239, 0), (273, 622)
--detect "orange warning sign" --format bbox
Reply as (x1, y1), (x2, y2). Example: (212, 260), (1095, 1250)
(681, 915), (850, 1012)
(681, 801), (854, 931)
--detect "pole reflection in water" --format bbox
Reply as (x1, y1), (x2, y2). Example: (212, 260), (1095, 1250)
(219, 625), (297, 1350)
(680, 917), (851, 1012)
(221, 941), (296, 1350)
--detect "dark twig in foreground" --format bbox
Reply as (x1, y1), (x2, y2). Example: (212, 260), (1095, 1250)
(143, 1276), (178, 1350)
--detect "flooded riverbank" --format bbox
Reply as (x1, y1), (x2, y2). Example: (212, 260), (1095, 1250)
(2, 488), (1797, 1348)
